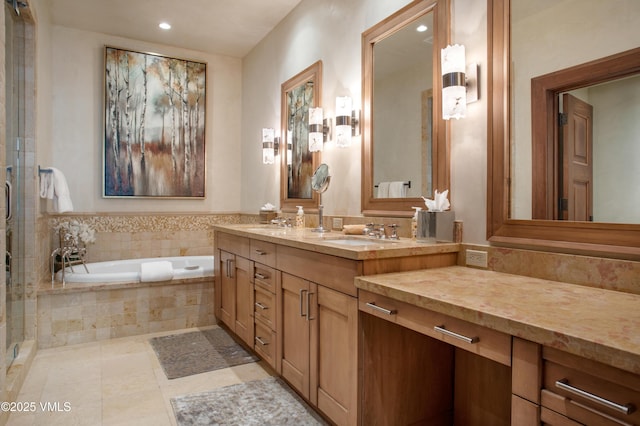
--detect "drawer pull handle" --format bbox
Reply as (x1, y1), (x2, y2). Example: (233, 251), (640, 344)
(255, 336), (268, 346)
(556, 379), (636, 415)
(255, 302), (268, 310)
(254, 273), (267, 280)
(365, 302), (397, 316)
(299, 289), (307, 318)
(255, 249), (267, 255)
(434, 325), (479, 344)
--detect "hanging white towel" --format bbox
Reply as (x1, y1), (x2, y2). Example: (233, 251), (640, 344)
(39, 171), (54, 199)
(48, 167), (74, 213)
(389, 181), (407, 198)
(377, 182), (390, 198)
(140, 261), (174, 282)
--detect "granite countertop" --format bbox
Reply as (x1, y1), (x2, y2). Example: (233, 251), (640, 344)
(213, 224), (460, 260)
(355, 265), (640, 375)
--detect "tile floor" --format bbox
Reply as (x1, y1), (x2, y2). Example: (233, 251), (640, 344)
(6, 326), (274, 425)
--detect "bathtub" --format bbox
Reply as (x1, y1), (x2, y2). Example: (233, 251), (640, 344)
(56, 255), (214, 284)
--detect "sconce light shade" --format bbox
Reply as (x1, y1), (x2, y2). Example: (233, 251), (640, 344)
(335, 96), (353, 147)
(441, 44), (466, 120)
(308, 107), (324, 152)
(262, 128), (275, 164)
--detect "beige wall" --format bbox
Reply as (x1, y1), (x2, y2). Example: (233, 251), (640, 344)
(33, 0), (243, 214)
(241, 0), (489, 243)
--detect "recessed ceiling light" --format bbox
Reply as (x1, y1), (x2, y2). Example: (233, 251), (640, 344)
(159, 22), (171, 30)
(416, 24), (428, 32)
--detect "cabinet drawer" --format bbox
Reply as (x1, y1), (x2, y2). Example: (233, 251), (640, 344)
(250, 239), (276, 267)
(216, 232), (250, 258)
(359, 289), (511, 366)
(254, 319), (276, 370)
(254, 263), (276, 293)
(542, 347), (640, 425)
(254, 285), (276, 329)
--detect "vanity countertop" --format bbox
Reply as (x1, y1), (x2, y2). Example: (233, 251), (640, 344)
(355, 265), (640, 375)
(213, 224), (460, 260)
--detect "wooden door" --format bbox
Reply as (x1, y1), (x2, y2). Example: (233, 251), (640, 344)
(560, 94), (593, 221)
(218, 250), (235, 329)
(280, 273), (311, 398)
(234, 256), (254, 346)
(313, 284), (358, 426)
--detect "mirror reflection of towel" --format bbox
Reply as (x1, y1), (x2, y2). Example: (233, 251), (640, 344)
(377, 182), (390, 198)
(389, 181), (407, 198)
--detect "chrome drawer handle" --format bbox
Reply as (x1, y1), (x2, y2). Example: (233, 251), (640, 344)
(255, 273), (267, 280)
(255, 302), (268, 310)
(365, 302), (397, 316)
(255, 249), (267, 255)
(556, 378), (636, 415)
(255, 336), (268, 346)
(433, 325), (479, 344)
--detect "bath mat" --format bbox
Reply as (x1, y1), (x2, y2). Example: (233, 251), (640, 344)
(149, 327), (258, 379)
(171, 376), (328, 425)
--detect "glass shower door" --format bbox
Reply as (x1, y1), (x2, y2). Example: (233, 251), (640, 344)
(5, 0), (26, 365)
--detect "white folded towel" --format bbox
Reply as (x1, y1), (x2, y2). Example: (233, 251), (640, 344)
(389, 181), (407, 198)
(377, 182), (390, 198)
(140, 261), (174, 282)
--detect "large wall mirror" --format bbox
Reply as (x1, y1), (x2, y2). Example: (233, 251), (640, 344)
(280, 61), (322, 212)
(487, 0), (640, 258)
(361, 0), (450, 216)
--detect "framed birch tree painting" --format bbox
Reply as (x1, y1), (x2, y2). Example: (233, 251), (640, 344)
(104, 47), (206, 198)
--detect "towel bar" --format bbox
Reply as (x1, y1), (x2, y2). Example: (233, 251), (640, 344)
(374, 181), (411, 188)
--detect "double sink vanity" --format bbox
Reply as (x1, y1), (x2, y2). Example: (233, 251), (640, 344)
(213, 224), (640, 426)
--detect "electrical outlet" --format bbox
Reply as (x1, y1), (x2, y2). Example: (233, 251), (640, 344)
(466, 249), (488, 268)
(332, 217), (343, 230)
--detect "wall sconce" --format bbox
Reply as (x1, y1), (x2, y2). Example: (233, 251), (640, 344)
(441, 44), (479, 120)
(335, 96), (361, 148)
(441, 44), (466, 120)
(262, 128), (277, 164)
(308, 107), (331, 152)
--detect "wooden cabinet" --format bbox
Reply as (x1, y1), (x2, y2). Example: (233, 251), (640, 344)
(214, 233), (254, 347)
(359, 289), (512, 426)
(214, 229), (458, 426)
(278, 273), (358, 426)
(253, 263), (278, 370)
(540, 346), (640, 425)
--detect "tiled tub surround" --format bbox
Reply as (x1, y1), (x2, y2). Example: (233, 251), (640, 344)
(37, 278), (214, 348)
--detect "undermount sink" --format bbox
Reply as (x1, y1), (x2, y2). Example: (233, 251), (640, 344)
(326, 238), (397, 246)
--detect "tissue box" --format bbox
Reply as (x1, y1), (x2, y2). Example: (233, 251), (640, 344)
(416, 210), (455, 242)
(259, 210), (277, 224)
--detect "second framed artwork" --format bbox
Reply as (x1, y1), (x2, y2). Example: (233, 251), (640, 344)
(104, 46), (206, 198)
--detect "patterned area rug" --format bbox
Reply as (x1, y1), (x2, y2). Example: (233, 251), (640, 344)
(171, 376), (327, 425)
(150, 327), (258, 379)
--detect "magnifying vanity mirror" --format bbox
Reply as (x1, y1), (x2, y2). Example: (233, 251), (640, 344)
(487, 0), (640, 257)
(311, 163), (331, 233)
(280, 61), (322, 212)
(361, 0), (450, 217)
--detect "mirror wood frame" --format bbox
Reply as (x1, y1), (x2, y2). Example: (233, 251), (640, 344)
(280, 61), (322, 212)
(361, 0), (450, 217)
(487, 0), (640, 259)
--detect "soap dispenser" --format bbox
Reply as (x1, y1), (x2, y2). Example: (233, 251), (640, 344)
(296, 206), (305, 228)
(411, 207), (422, 240)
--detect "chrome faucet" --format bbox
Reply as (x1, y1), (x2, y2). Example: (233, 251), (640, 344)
(51, 231), (89, 284)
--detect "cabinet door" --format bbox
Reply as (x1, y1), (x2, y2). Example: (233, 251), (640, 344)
(234, 256), (254, 346)
(218, 250), (235, 329)
(313, 284), (358, 426)
(280, 273), (311, 399)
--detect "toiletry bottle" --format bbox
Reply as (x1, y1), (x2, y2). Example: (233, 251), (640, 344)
(411, 207), (421, 240)
(296, 206), (305, 228)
